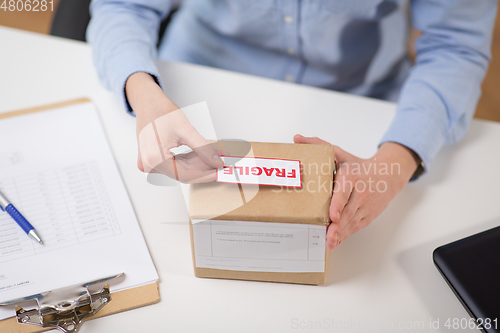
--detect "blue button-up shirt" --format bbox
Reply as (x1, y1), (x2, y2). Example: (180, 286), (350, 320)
(87, 0), (497, 174)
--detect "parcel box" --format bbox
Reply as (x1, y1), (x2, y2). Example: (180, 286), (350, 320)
(189, 141), (335, 285)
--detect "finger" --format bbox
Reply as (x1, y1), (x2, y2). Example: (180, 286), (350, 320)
(340, 214), (369, 244)
(326, 170), (355, 249)
(153, 110), (224, 169)
(220, 149), (231, 157)
(329, 169), (354, 223)
(326, 224), (339, 250)
(333, 145), (355, 165)
(175, 152), (218, 171)
(327, 191), (364, 248)
(148, 155), (177, 179)
(293, 134), (331, 145)
(174, 159), (217, 183)
(137, 148), (145, 172)
(178, 127), (223, 169)
(336, 190), (361, 232)
(151, 156), (217, 183)
(326, 211), (364, 250)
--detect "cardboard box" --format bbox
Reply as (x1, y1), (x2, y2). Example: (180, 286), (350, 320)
(189, 141), (335, 285)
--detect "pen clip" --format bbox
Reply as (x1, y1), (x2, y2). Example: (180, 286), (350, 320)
(0, 192), (9, 211)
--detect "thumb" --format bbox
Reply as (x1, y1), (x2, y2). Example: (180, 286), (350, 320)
(333, 145), (350, 162)
(180, 127), (224, 169)
(294, 134), (331, 145)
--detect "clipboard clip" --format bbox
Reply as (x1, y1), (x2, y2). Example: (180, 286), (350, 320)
(2, 273), (123, 333)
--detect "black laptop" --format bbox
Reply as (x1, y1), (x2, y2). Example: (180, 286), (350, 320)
(433, 225), (500, 333)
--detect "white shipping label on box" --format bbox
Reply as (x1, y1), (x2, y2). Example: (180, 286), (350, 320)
(216, 156), (302, 188)
(192, 220), (326, 273)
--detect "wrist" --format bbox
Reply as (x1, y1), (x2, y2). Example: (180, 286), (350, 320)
(375, 142), (421, 188)
(125, 72), (178, 119)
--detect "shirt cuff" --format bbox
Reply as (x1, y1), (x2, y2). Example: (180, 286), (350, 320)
(379, 108), (446, 180)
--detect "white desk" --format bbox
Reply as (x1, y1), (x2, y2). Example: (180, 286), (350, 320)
(1, 26), (500, 332)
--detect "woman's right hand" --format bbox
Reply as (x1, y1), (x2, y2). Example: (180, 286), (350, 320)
(125, 72), (223, 183)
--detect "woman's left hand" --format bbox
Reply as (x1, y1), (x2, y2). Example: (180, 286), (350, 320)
(294, 134), (420, 250)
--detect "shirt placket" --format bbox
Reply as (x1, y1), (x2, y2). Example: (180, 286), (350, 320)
(279, 0), (303, 83)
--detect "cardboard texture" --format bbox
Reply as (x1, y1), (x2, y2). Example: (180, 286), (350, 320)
(0, 99), (160, 332)
(189, 141), (335, 285)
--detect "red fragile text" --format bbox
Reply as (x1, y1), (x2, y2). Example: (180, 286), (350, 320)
(223, 166), (297, 178)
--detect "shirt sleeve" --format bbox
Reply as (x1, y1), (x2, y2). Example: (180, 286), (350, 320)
(86, 0), (173, 113)
(379, 0), (497, 178)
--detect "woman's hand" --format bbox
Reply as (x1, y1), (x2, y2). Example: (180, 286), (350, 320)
(294, 134), (420, 250)
(126, 72), (223, 183)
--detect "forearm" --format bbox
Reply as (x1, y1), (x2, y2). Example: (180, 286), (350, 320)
(380, 0), (496, 175)
(381, 49), (490, 172)
(87, 0), (173, 110)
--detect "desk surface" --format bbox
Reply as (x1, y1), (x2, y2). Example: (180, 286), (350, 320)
(2, 26), (500, 332)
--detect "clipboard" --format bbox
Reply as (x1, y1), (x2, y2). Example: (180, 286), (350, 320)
(0, 98), (160, 333)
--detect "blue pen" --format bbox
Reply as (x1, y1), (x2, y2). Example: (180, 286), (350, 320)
(0, 189), (43, 245)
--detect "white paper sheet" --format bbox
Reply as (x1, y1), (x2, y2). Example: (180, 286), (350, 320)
(192, 220), (326, 273)
(0, 102), (158, 320)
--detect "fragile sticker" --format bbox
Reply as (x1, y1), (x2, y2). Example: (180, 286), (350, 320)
(216, 156), (302, 188)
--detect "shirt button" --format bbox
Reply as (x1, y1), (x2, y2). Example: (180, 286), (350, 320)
(284, 15), (293, 24)
(285, 74), (294, 82)
(287, 47), (295, 55)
